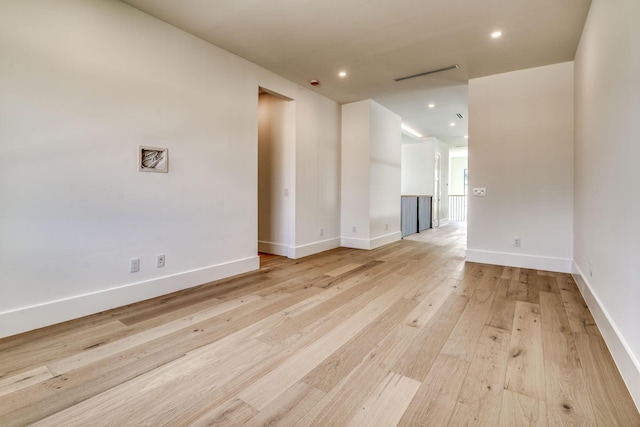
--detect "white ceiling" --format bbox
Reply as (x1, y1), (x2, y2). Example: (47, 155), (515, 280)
(121, 0), (591, 147)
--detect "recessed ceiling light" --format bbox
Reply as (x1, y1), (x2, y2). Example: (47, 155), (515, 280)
(450, 122), (456, 127)
(338, 71), (347, 77)
(428, 103), (435, 108)
(491, 31), (503, 38)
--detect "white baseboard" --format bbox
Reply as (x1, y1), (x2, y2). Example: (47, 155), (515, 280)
(370, 232), (402, 249)
(0, 256), (259, 339)
(291, 237), (341, 259)
(572, 262), (640, 410)
(259, 238), (341, 259)
(341, 232), (401, 250)
(465, 249), (572, 273)
(258, 240), (289, 257)
(340, 236), (370, 250)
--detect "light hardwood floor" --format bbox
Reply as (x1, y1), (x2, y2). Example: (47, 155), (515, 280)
(1, 223), (638, 426)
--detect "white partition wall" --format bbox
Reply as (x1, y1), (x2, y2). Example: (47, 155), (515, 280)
(0, 0), (340, 338)
(341, 100), (402, 250)
(467, 62), (574, 273)
(401, 134), (432, 196)
(573, 0), (640, 407)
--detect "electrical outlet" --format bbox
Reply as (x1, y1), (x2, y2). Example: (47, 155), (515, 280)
(473, 187), (486, 197)
(320, 228), (324, 236)
(352, 226), (357, 233)
(130, 258), (140, 273)
(514, 237), (521, 247)
(385, 223), (389, 231)
(156, 254), (165, 268)
(589, 260), (593, 277)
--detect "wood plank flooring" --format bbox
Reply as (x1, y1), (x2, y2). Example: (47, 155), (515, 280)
(0, 223), (638, 426)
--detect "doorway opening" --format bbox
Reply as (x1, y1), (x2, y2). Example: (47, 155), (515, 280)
(258, 88), (295, 257)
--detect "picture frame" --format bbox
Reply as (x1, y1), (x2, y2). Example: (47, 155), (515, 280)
(139, 146), (168, 173)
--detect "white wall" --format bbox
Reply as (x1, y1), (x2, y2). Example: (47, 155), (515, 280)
(341, 100), (402, 250)
(574, 0), (640, 407)
(293, 87), (341, 258)
(0, 0), (340, 337)
(370, 102), (402, 241)
(401, 134), (432, 196)
(341, 101), (371, 246)
(467, 62), (574, 272)
(400, 135), (449, 224)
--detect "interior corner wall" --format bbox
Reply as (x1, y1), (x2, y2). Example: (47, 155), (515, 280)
(573, 0), (640, 407)
(467, 62), (574, 273)
(341, 100), (401, 250)
(0, 0), (340, 338)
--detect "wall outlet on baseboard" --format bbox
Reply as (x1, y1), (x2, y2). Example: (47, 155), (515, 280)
(320, 228), (324, 236)
(130, 258), (140, 273)
(156, 254), (165, 268)
(385, 223), (389, 231)
(589, 260), (593, 277)
(514, 237), (521, 247)
(352, 226), (357, 233)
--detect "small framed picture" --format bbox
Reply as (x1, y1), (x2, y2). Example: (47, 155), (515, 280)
(139, 146), (168, 173)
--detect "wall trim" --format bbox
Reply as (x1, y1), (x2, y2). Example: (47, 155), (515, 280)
(291, 237), (341, 259)
(465, 249), (572, 273)
(340, 236), (371, 250)
(258, 240), (289, 257)
(572, 262), (640, 410)
(341, 232), (401, 250)
(0, 256), (260, 339)
(370, 231), (402, 250)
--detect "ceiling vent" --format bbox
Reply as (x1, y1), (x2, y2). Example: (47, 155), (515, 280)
(456, 113), (464, 119)
(395, 64), (459, 82)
